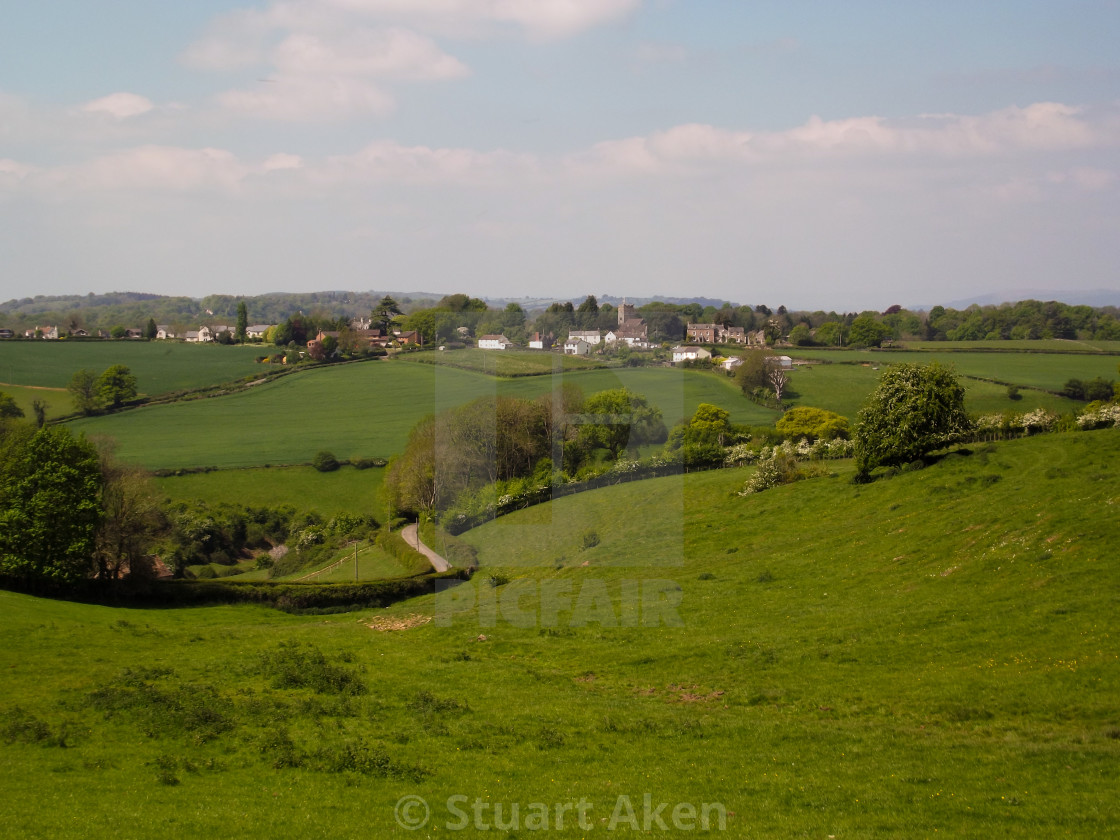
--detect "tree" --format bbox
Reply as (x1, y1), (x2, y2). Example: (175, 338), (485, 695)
(853, 363), (971, 480)
(97, 365), (138, 409)
(788, 324), (813, 346)
(92, 443), (162, 581)
(734, 349), (773, 393)
(847, 315), (893, 347)
(0, 392), (23, 419)
(235, 301), (248, 343)
(68, 369), (101, 415)
(0, 425), (103, 586)
(110, 325), (127, 340)
(373, 295), (403, 332)
(576, 295), (599, 329)
(768, 366), (789, 402)
(579, 388), (666, 460)
(775, 406), (850, 441)
(144, 318), (158, 340)
(31, 399), (46, 428)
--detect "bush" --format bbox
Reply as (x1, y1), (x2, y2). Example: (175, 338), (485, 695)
(312, 451), (340, 472)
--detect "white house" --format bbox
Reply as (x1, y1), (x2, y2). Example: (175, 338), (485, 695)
(568, 330), (601, 345)
(721, 356), (742, 372)
(156, 325), (176, 340)
(528, 331), (551, 350)
(478, 334), (514, 350)
(774, 355), (793, 370)
(563, 338), (591, 356)
(246, 324), (273, 339)
(184, 330), (202, 342)
(672, 346), (712, 364)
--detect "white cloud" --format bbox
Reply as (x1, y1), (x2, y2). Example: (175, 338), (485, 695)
(571, 103), (1120, 179)
(272, 27), (468, 79)
(316, 0), (642, 39)
(262, 152), (304, 172)
(217, 75), (395, 121)
(81, 92), (155, 119)
(0, 158), (34, 180)
(60, 146), (249, 193)
(316, 139), (540, 185)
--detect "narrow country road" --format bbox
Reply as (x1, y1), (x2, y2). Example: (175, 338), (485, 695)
(400, 523), (450, 573)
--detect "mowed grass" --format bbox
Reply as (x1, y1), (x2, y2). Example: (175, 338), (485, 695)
(68, 361), (775, 470)
(1, 429), (1117, 838)
(155, 465), (388, 522)
(792, 348), (1119, 392)
(0, 340), (265, 395)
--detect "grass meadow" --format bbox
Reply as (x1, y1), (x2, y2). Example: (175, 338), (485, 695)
(68, 360), (777, 470)
(791, 348), (1120, 393)
(0, 340), (265, 395)
(155, 464), (389, 522)
(1, 428), (1117, 837)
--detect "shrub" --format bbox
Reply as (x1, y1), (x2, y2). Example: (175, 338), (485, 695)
(581, 529), (600, 550)
(312, 451), (340, 472)
(739, 451), (802, 495)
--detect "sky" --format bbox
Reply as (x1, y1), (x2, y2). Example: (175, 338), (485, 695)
(1, 0), (1119, 311)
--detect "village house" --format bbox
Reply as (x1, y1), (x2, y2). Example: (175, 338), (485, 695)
(686, 323), (747, 344)
(563, 338), (592, 356)
(568, 329), (601, 345)
(394, 329), (421, 346)
(156, 325), (176, 340)
(0, 329), (13, 339)
(26, 325), (59, 339)
(672, 345), (712, 364)
(245, 324), (273, 339)
(721, 356), (743, 372)
(478, 334), (514, 350)
(528, 332), (553, 349)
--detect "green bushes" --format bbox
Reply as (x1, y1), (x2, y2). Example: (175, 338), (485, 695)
(312, 450), (340, 472)
(377, 529), (432, 574)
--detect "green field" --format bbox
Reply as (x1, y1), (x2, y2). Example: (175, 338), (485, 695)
(69, 361), (776, 470)
(412, 347), (608, 375)
(792, 348), (1119, 392)
(900, 339), (1120, 353)
(0, 341), (265, 395)
(155, 465), (388, 522)
(786, 362), (1082, 420)
(0, 383), (72, 422)
(2, 428), (1117, 837)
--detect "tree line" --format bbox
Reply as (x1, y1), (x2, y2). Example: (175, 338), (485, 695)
(6, 290), (1118, 349)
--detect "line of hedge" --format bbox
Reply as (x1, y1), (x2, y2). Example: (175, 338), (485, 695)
(0, 569), (470, 613)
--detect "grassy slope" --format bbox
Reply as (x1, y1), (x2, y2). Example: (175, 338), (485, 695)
(68, 361), (775, 470)
(155, 465), (389, 522)
(0, 341), (264, 395)
(1, 429), (1117, 838)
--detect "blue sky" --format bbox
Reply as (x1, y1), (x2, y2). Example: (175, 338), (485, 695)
(1, 0), (1118, 309)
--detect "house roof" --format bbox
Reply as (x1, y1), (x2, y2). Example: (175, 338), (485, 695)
(479, 334), (511, 341)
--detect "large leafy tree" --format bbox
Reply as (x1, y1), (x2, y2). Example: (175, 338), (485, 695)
(97, 364), (138, 409)
(68, 369), (101, 415)
(776, 406), (850, 441)
(373, 295), (403, 332)
(0, 392), (23, 419)
(0, 426), (103, 586)
(853, 363), (972, 480)
(579, 388), (667, 460)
